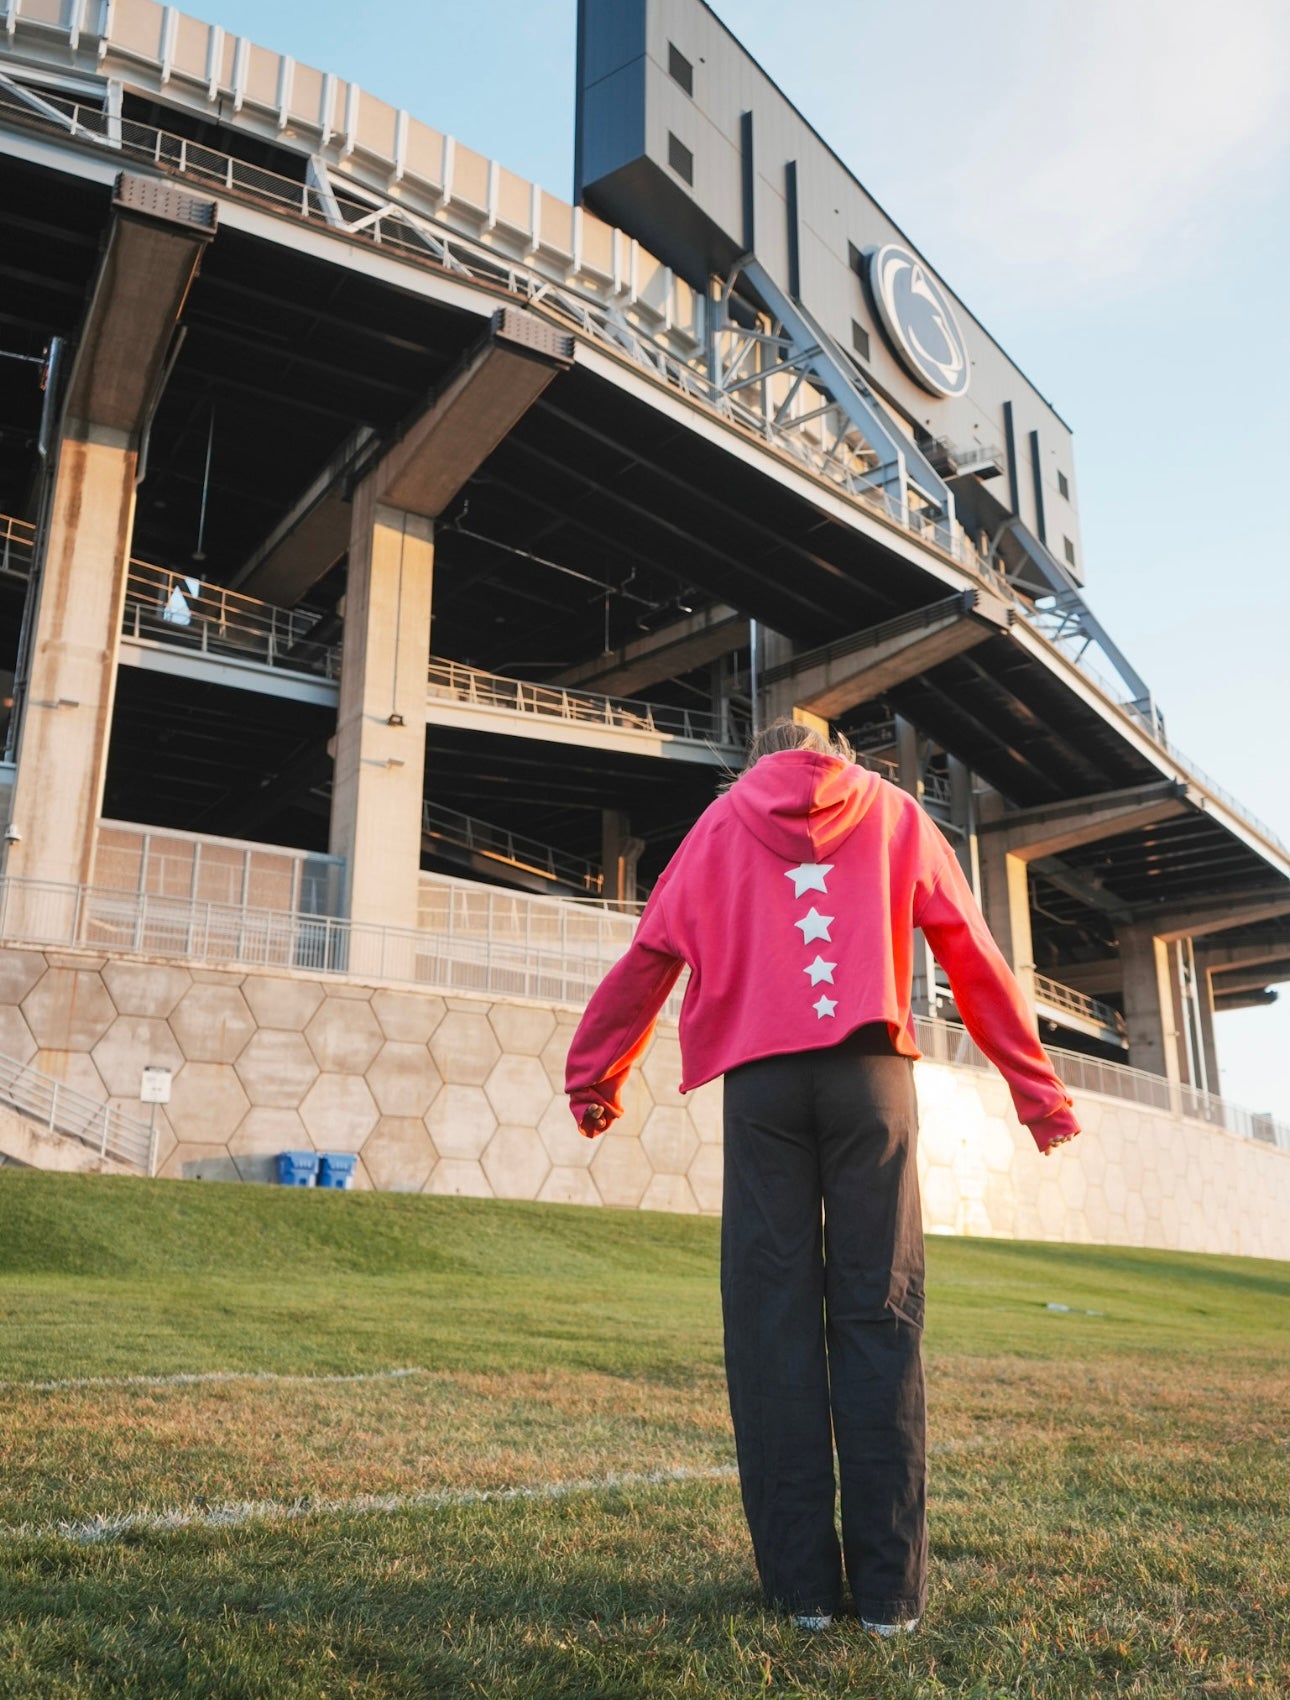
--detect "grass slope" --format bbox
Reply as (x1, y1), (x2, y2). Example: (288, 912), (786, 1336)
(0, 1171), (1286, 1698)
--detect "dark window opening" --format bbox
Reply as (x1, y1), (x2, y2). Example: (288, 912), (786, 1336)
(668, 132), (694, 185)
(851, 320), (871, 362)
(847, 240), (864, 275)
(668, 43), (694, 96)
(1064, 536), (1077, 566)
(1057, 470), (1070, 500)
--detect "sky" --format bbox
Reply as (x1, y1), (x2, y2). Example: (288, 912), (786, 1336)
(201, 0), (1290, 1119)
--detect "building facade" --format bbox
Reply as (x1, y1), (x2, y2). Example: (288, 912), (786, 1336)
(0, 0), (1285, 1252)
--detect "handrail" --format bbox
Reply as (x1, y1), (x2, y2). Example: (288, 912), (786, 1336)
(122, 561), (339, 679)
(426, 655), (736, 749)
(422, 800), (604, 896)
(911, 1016), (1286, 1151)
(0, 1048), (153, 1172)
(1034, 973), (1127, 1039)
(0, 875), (1284, 1152)
(2, 495), (1284, 859)
(760, 592), (973, 684)
(0, 74), (1285, 857)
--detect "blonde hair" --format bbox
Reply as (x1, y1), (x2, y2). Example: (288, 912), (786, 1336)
(745, 716), (856, 767)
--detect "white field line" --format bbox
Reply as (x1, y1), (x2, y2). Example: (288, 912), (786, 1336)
(1, 1464), (742, 1547)
(0, 1367), (426, 1394)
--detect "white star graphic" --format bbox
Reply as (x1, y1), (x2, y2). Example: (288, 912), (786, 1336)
(785, 862), (833, 898)
(803, 956), (836, 986)
(812, 994), (837, 1019)
(794, 907), (833, 944)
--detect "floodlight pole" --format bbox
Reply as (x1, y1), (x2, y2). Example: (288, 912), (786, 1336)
(749, 619), (760, 735)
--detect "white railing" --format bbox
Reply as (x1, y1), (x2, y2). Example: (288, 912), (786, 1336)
(123, 562), (340, 680)
(427, 656), (735, 749)
(0, 875), (1284, 1152)
(912, 1017), (1288, 1151)
(1034, 973), (1127, 1040)
(2, 59), (1289, 861)
(0, 875), (684, 1021)
(0, 1049), (153, 1172)
(423, 802), (603, 896)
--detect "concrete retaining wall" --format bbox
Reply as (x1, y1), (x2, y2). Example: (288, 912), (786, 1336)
(0, 946), (1286, 1259)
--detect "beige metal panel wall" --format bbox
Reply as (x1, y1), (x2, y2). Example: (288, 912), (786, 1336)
(627, 0), (1081, 566)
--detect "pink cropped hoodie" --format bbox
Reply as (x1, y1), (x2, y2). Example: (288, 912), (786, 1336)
(565, 749), (1080, 1154)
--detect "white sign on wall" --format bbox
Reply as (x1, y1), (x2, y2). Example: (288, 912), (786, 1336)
(140, 1067), (173, 1105)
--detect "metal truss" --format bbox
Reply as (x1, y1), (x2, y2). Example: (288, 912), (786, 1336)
(0, 74), (1159, 722)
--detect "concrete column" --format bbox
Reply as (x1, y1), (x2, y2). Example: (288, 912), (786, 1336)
(1198, 965), (1220, 1098)
(4, 430), (136, 918)
(897, 716), (943, 1013)
(601, 810), (645, 907)
(894, 715), (924, 800)
(1119, 923), (1182, 1087)
(948, 755), (981, 898)
(760, 628), (797, 724)
(3, 176), (214, 931)
(976, 788), (1036, 1008)
(329, 486), (433, 933)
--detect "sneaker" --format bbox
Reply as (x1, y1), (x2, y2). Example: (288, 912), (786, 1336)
(790, 1612), (833, 1631)
(862, 1616), (919, 1637)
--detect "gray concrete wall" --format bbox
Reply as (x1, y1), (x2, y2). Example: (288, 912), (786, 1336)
(0, 945), (1285, 1259)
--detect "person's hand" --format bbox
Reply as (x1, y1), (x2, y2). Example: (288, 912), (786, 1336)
(580, 1104), (609, 1138)
(1041, 1128), (1079, 1156)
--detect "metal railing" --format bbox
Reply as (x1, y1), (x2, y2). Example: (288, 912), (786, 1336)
(2, 68), (1287, 861)
(0, 83), (960, 553)
(422, 801), (603, 896)
(1033, 974), (1127, 1040)
(123, 562), (340, 680)
(427, 656), (734, 748)
(0, 1049), (153, 1172)
(0, 875), (1284, 1152)
(0, 875), (684, 1021)
(0, 60), (1282, 846)
(912, 1016), (1288, 1151)
(0, 511), (33, 580)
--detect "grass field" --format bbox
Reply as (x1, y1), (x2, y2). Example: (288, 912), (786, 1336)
(0, 1172), (1286, 1698)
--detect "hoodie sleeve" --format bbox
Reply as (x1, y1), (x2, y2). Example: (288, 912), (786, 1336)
(564, 878), (685, 1133)
(914, 840), (1080, 1153)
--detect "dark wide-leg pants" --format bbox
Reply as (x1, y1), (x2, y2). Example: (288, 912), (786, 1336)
(720, 1025), (927, 1622)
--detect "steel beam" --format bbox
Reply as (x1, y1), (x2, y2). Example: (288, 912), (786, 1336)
(64, 175), (216, 438)
(4, 174), (215, 909)
(1199, 938), (1290, 972)
(980, 779), (1194, 860)
(762, 589), (1011, 721)
(552, 605), (748, 695)
(233, 309), (570, 605)
(1213, 988), (1278, 1011)
(1206, 957), (1290, 994)
(739, 258), (954, 515)
(229, 426), (373, 604)
(1144, 890), (1290, 942)
(372, 308), (573, 518)
(1051, 959), (1121, 996)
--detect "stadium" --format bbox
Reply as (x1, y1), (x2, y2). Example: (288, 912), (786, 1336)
(0, 0), (1286, 1255)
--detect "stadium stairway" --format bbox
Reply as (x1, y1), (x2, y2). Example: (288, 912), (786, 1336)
(0, 1052), (149, 1175)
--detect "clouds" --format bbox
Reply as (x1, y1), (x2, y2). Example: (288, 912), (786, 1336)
(719, 0), (1290, 308)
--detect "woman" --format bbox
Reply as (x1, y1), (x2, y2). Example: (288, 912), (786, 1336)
(565, 718), (1079, 1633)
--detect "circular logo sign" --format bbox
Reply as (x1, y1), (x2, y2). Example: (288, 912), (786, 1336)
(867, 243), (970, 398)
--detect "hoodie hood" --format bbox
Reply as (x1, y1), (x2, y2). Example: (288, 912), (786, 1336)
(727, 749), (882, 861)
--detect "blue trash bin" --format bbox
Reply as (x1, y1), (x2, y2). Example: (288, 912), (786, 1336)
(317, 1153), (358, 1190)
(276, 1150), (320, 1186)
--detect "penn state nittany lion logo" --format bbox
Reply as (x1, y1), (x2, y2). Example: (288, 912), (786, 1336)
(868, 243), (971, 399)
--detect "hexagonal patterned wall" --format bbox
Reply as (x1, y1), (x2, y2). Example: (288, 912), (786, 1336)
(0, 945), (1286, 1258)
